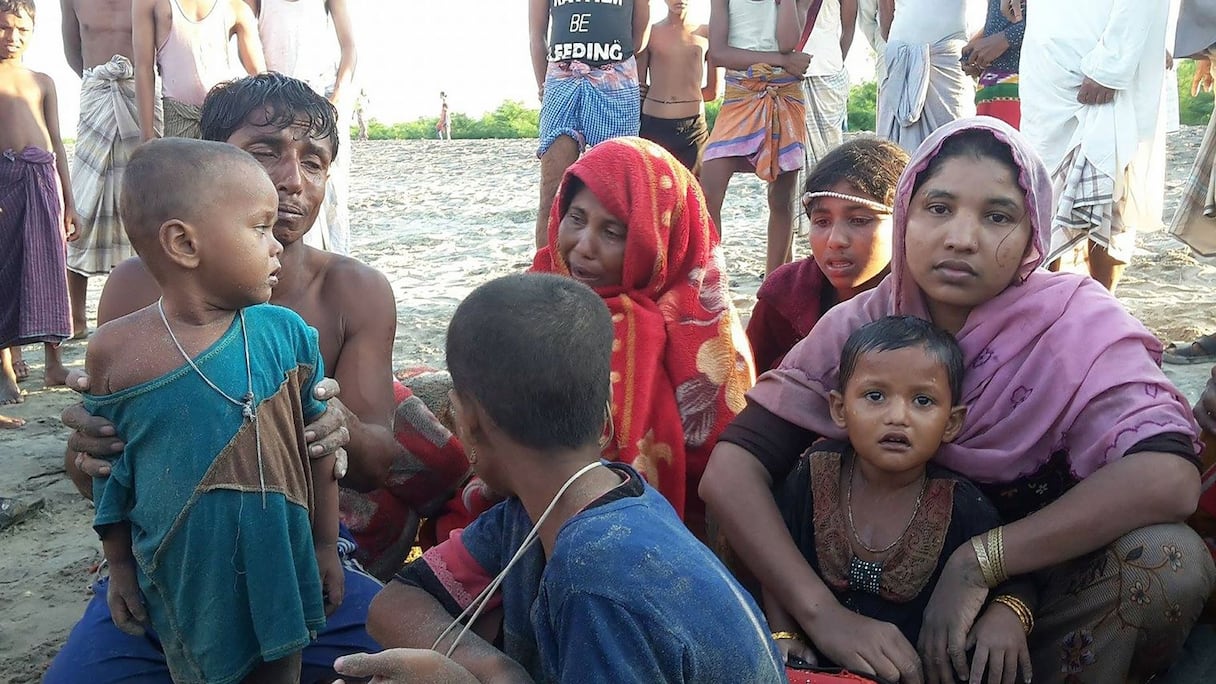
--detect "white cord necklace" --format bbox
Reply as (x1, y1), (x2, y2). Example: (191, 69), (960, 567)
(158, 299), (266, 506)
(431, 460), (605, 657)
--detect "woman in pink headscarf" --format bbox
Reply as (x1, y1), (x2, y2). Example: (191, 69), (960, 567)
(701, 117), (1214, 684)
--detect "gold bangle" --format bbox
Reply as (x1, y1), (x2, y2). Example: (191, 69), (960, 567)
(992, 595), (1034, 635)
(771, 631), (804, 642)
(972, 535), (998, 588)
(987, 527), (1010, 586)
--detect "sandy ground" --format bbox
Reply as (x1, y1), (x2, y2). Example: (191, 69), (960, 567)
(3, 130), (1216, 682)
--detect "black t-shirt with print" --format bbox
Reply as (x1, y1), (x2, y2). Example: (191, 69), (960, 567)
(548, 0), (634, 67)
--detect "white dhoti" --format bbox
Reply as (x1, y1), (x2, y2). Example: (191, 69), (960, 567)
(1020, 0), (1167, 265)
(66, 55), (162, 276)
(877, 35), (974, 153)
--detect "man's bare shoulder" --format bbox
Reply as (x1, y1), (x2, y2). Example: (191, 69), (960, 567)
(316, 252), (394, 309)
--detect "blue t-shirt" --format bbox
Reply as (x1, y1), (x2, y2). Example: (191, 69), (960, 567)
(397, 463), (785, 683)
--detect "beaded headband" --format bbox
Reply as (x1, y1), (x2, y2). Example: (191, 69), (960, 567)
(802, 191), (892, 213)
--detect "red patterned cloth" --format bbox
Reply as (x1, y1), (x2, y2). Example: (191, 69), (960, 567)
(338, 373), (471, 567)
(531, 137), (755, 536)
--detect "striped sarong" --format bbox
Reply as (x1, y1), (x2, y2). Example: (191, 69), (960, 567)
(67, 55), (160, 276)
(1047, 146), (1135, 264)
(975, 70), (1021, 129)
(703, 64), (808, 182)
(163, 96), (202, 139)
(796, 68), (849, 235)
(0, 147), (71, 348)
(1170, 78), (1216, 256)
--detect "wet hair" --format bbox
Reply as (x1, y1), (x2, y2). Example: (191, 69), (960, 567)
(838, 316), (964, 405)
(0, 0), (35, 19)
(804, 136), (909, 209)
(120, 138), (265, 257)
(910, 129), (1020, 198)
(199, 72), (339, 160)
(446, 273), (614, 452)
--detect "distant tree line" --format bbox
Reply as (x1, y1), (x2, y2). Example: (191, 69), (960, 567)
(357, 71), (1213, 140)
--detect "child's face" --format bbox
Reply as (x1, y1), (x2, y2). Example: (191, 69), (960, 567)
(903, 155), (1032, 327)
(0, 10), (33, 61)
(558, 186), (626, 290)
(202, 164), (283, 306)
(829, 345), (965, 477)
(809, 181), (893, 295)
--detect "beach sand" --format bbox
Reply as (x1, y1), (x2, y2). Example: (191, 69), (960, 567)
(3, 130), (1216, 681)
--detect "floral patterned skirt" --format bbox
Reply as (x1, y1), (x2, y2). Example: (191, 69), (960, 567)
(1030, 523), (1215, 683)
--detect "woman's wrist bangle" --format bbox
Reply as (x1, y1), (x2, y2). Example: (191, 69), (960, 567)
(771, 630), (804, 643)
(992, 594), (1034, 635)
(972, 528), (1010, 588)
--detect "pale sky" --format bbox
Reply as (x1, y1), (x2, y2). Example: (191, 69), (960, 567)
(23, 0), (909, 137)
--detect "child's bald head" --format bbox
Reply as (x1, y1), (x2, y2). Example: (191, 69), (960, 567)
(120, 138), (271, 260)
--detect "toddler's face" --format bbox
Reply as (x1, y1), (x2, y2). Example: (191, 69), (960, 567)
(830, 346), (963, 477)
(203, 165), (283, 306)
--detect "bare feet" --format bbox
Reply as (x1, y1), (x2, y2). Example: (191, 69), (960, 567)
(0, 414), (24, 429)
(1, 348), (24, 402)
(44, 343), (69, 388)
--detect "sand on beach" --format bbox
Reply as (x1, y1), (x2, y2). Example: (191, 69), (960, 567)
(2, 130), (1216, 682)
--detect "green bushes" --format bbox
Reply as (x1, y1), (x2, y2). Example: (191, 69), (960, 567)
(360, 100), (540, 140)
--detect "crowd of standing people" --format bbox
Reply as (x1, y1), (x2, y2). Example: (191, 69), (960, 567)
(4, 0), (1216, 682)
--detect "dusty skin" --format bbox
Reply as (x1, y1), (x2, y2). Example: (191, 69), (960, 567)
(3, 132), (1216, 681)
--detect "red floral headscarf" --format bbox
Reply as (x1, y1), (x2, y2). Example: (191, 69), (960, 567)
(532, 137), (755, 535)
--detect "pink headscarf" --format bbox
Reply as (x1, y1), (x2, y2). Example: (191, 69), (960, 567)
(748, 117), (1199, 484)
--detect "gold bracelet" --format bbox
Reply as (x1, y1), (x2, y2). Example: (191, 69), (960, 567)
(972, 535), (998, 588)
(992, 595), (1034, 635)
(771, 631), (804, 642)
(986, 527), (1010, 586)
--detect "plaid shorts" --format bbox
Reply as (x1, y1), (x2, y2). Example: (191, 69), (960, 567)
(538, 57), (640, 156)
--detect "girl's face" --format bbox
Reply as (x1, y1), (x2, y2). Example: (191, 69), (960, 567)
(808, 181), (893, 298)
(557, 186), (627, 290)
(903, 155), (1032, 333)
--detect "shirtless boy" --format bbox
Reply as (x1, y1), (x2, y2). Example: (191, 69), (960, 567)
(61, 0), (152, 338)
(0, 0), (75, 410)
(638, 0), (722, 174)
(46, 74), (416, 683)
(133, 0), (264, 140)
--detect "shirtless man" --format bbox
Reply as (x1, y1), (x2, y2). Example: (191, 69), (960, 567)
(60, 0), (145, 338)
(638, 0), (721, 175)
(133, 0), (264, 140)
(45, 73), (404, 683)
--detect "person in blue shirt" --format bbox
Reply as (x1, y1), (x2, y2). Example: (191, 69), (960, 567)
(338, 272), (785, 684)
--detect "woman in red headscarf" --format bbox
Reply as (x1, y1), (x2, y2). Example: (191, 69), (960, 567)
(530, 136), (756, 537)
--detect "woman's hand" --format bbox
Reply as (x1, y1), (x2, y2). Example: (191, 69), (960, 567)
(333, 649), (480, 684)
(967, 603), (1032, 684)
(918, 544), (990, 684)
(804, 602), (924, 684)
(962, 33), (1011, 73)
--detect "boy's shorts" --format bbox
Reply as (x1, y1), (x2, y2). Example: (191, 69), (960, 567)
(639, 113), (709, 174)
(538, 57), (640, 157)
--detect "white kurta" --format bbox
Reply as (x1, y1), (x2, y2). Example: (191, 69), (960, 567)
(1020, 0), (1168, 260)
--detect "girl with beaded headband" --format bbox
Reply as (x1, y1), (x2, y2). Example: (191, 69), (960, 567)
(748, 136), (909, 372)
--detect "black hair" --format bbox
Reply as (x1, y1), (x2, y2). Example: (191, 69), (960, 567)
(0, 0), (35, 19)
(838, 316), (964, 404)
(911, 129), (1020, 198)
(556, 175), (585, 219)
(199, 72), (339, 159)
(120, 138), (265, 255)
(446, 273), (614, 452)
(804, 136), (908, 210)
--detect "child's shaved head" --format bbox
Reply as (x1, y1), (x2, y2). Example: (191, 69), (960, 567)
(120, 138), (268, 257)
